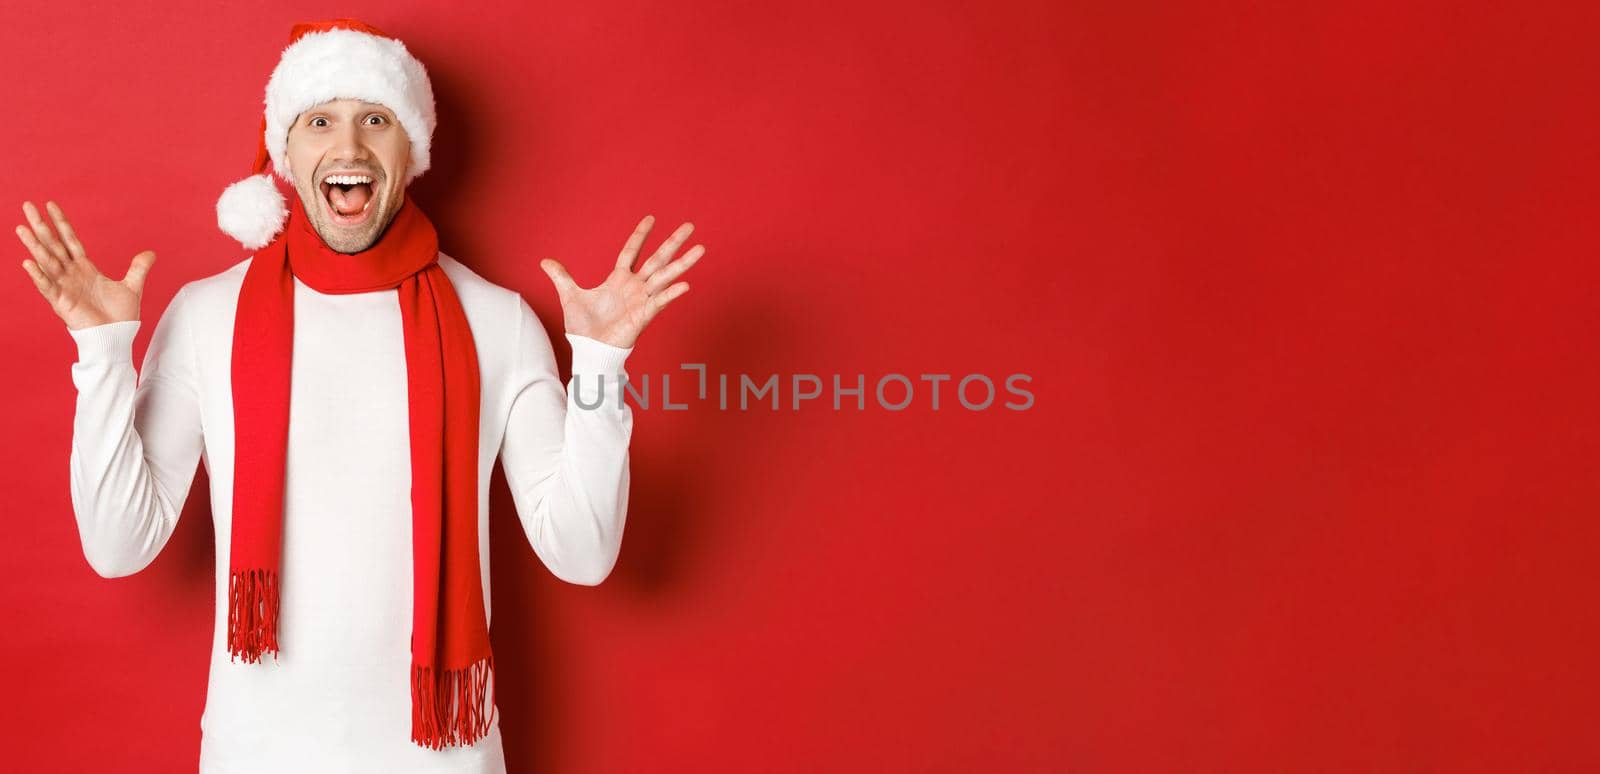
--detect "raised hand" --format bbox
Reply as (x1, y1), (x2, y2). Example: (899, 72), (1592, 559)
(539, 215), (704, 349)
(16, 201), (156, 330)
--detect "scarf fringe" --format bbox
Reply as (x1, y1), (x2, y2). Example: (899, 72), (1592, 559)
(412, 653), (496, 749)
(227, 567), (281, 663)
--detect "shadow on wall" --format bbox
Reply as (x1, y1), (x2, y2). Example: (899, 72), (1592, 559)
(609, 291), (799, 596)
(487, 287), (800, 772)
(409, 55), (515, 265)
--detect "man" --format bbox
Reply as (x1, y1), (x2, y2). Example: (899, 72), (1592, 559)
(13, 18), (702, 774)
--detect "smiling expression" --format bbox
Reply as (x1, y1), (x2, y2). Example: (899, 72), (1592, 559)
(284, 99), (412, 254)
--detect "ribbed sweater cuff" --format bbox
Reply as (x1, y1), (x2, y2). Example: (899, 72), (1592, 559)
(566, 333), (633, 375)
(67, 320), (141, 364)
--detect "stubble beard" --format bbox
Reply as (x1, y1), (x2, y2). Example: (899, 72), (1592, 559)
(292, 171), (399, 254)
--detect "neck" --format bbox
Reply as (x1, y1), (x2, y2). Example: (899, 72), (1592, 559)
(281, 193), (439, 294)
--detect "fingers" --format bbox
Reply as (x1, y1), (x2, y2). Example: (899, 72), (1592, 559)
(45, 201), (87, 262)
(21, 201), (69, 268)
(636, 222), (694, 279)
(540, 257), (579, 299)
(644, 243), (704, 296)
(15, 222), (63, 277)
(123, 250), (156, 297)
(641, 281), (691, 326)
(20, 257), (59, 302)
(614, 215), (656, 272)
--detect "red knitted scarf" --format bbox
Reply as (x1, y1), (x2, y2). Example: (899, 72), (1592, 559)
(227, 191), (496, 749)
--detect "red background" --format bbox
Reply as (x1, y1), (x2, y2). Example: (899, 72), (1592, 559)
(4, 1), (1598, 771)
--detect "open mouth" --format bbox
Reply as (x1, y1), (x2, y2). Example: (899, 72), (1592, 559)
(319, 172), (377, 226)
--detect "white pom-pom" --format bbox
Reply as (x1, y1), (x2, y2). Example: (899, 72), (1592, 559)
(216, 173), (288, 250)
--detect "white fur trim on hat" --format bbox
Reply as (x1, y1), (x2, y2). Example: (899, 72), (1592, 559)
(264, 27), (436, 184)
(216, 173), (288, 250)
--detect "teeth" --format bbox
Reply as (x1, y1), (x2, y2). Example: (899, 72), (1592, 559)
(322, 174), (374, 185)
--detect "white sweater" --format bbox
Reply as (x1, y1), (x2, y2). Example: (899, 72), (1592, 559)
(65, 252), (634, 774)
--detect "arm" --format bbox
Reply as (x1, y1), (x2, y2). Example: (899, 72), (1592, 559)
(513, 213), (704, 584)
(66, 287), (205, 578)
(499, 296), (634, 586)
(13, 198), (187, 579)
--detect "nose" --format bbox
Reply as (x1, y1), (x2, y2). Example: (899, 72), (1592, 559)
(328, 119), (373, 167)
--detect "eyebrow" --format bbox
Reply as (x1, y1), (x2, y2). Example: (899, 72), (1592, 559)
(306, 103), (394, 116)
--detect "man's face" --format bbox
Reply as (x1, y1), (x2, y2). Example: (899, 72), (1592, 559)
(284, 99), (411, 254)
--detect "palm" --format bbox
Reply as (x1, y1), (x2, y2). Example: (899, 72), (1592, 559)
(50, 257), (141, 325)
(540, 215), (704, 349)
(15, 201), (155, 330)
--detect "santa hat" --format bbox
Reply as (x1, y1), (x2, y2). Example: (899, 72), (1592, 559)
(216, 19), (437, 249)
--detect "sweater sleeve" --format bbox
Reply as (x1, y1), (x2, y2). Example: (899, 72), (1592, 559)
(66, 286), (205, 579)
(498, 294), (634, 586)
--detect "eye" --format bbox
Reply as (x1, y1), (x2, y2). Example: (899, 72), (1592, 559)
(365, 114), (388, 126)
(310, 116), (329, 127)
